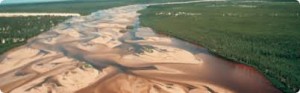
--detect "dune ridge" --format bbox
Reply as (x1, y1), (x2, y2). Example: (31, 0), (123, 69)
(0, 1), (280, 93)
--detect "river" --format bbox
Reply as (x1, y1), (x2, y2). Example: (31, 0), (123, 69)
(0, 1), (281, 93)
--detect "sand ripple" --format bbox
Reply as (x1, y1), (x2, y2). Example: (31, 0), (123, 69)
(0, 2), (280, 93)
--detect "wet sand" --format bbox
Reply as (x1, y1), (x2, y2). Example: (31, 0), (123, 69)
(0, 1), (281, 93)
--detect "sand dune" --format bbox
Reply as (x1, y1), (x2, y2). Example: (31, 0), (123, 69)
(122, 45), (202, 64)
(0, 2), (281, 93)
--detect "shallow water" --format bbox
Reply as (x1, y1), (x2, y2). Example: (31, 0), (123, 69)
(0, 1), (281, 93)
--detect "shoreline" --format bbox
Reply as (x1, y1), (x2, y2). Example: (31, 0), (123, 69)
(0, 1), (283, 93)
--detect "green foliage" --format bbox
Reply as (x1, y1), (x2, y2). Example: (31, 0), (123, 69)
(0, 16), (68, 54)
(139, 1), (300, 93)
(231, 0), (296, 2)
(0, 0), (198, 54)
(0, 1), (133, 15)
(0, 0), (195, 15)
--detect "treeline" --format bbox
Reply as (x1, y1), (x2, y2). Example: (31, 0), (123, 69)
(0, 16), (68, 54)
(232, 0), (296, 2)
(0, 0), (196, 15)
(139, 2), (300, 93)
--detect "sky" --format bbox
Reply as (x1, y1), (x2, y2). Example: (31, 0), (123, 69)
(0, 0), (71, 4)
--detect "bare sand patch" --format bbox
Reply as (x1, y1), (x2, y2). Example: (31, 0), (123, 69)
(0, 3), (280, 93)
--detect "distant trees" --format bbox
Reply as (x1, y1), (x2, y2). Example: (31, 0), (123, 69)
(0, 16), (68, 54)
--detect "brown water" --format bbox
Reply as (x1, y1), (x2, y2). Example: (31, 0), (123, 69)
(0, 2), (281, 93)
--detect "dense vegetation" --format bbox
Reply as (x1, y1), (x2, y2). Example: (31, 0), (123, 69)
(232, 0), (296, 1)
(0, 0), (299, 92)
(0, 0), (195, 15)
(0, 17), (68, 54)
(139, 1), (300, 93)
(0, 0), (197, 55)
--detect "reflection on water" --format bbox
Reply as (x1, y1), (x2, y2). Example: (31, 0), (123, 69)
(0, 2), (281, 93)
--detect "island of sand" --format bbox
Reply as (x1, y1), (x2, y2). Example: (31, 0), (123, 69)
(0, 2), (280, 93)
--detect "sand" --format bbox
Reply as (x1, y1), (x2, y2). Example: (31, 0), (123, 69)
(0, 2), (281, 93)
(122, 45), (202, 64)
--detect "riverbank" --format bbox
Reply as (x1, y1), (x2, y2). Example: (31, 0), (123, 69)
(0, 2), (281, 93)
(0, 16), (68, 55)
(0, 0), (204, 56)
(139, 1), (300, 93)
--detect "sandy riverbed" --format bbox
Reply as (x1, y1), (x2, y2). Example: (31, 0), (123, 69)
(0, 1), (281, 93)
